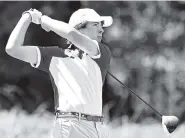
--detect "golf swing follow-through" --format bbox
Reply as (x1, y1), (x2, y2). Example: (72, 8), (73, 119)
(6, 7), (179, 138)
(6, 8), (113, 138)
(107, 71), (179, 134)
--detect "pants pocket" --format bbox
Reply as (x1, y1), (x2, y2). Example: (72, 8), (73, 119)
(53, 119), (71, 138)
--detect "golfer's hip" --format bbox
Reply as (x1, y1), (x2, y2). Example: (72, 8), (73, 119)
(55, 110), (104, 124)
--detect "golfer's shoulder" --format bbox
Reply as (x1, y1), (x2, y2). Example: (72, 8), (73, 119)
(100, 42), (111, 56)
(104, 44), (111, 55)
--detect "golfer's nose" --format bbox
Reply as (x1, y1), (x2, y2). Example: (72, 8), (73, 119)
(99, 26), (104, 33)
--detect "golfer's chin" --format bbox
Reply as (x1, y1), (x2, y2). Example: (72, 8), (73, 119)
(92, 38), (101, 43)
(97, 39), (101, 43)
(97, 37), (102, 43)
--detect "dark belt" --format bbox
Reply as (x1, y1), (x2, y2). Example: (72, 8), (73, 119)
(55, 110), (104, 123)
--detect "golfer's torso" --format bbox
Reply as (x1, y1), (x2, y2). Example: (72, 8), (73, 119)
(49, 54), (103, 116)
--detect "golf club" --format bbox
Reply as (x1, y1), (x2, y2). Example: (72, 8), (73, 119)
(107, 71), (179, 133)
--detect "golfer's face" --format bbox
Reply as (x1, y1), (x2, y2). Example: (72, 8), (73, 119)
(82, 22), (104, 42)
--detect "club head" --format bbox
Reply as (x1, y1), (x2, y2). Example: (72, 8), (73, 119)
(162, 115), (179, 134)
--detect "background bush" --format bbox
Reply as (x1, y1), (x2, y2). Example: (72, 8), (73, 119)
(0, 1), (185, 137)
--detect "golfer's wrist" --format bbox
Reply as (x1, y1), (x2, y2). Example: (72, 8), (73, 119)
(22, 12), (32, 22)
(21, 12), (32, 24)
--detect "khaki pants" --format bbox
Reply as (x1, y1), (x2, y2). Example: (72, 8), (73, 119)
(52, 117), (110, 138)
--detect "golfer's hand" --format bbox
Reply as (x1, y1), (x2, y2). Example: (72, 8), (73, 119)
(22, 9), (42, 24)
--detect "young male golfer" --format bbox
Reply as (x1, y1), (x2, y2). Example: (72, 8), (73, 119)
(6, 8), (113, 138)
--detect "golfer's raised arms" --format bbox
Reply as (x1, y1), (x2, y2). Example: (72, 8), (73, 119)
(41, 15), (99, 58)
(5, 13), (38, 65)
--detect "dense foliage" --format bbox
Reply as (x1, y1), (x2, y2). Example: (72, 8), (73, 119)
(0, 1), (185, 125)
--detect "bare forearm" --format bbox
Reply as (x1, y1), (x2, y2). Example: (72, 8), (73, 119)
(6, 13), (31, 51)
(41, 15), (74, 40)
(40, 15), (99, 56)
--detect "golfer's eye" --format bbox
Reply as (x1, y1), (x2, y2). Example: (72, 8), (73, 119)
(93, 23), (98, 26)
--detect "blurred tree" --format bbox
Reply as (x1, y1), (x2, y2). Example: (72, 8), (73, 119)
(0, 1), (185, 123)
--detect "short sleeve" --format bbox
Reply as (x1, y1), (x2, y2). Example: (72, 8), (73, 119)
(31, 46), (68, 73)
(90, 40), (101, 59)
(30, 47), (42, 68)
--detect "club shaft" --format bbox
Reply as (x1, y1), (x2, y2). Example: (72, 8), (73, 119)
(107, 72), (163, 117)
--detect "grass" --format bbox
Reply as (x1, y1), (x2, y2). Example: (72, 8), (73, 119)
(1, 107), (184, 138)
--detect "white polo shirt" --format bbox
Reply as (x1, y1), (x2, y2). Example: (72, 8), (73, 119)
(31, 45), (103, 116)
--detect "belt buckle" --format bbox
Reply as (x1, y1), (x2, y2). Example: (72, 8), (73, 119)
(87, 116), (100, 122)
(86, 115), (93, 121)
